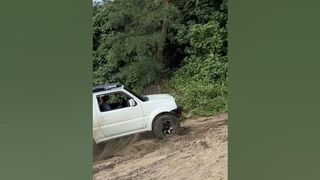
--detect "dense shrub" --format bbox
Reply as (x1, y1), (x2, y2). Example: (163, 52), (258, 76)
(168, 20), (228, 116)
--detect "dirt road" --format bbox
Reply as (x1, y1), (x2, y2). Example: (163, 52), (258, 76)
(93, 113), (228, 180)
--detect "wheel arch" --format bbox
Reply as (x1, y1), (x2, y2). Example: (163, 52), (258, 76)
(150, 111), (177, 131)
(145, 104), (178, 131)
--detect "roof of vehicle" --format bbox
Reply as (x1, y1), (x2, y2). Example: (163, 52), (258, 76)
(93, 83), (123, 93)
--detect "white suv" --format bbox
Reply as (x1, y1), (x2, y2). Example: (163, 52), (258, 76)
(93, 83), (181, 144)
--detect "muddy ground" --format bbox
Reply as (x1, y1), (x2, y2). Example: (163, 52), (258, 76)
(93, 113), (228, 180)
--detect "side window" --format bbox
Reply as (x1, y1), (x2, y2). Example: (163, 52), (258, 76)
(97, 92), (132, 112)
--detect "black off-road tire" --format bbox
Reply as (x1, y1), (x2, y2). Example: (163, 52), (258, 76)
(152, 114), (180, 139)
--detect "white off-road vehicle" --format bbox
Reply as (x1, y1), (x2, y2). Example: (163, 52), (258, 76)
(93, 83), (182, 144)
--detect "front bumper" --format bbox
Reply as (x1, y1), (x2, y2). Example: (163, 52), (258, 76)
(171, 107), (183, 118)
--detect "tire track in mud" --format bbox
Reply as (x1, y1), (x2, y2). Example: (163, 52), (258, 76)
(93, 113), (228, 180)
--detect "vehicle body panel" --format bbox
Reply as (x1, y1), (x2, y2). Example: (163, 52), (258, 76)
(93, 85), (179, 144)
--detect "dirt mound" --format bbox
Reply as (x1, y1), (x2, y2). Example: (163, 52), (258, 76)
(93, 113), (228, 180)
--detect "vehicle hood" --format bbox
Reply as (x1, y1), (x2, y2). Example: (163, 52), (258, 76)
(145, 94), (175, 101)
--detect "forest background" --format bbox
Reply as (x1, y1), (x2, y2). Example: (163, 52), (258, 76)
(93, 0), (228, 116)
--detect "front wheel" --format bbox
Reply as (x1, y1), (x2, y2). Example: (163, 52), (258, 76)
(152, 114), (180, 139)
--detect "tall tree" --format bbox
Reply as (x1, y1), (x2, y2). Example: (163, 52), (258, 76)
(156, 0), (170, 62)
(93, 0), (166, 92)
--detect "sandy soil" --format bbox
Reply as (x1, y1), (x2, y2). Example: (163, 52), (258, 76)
(93, 113), (228, 180)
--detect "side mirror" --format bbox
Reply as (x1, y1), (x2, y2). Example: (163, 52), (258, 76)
(128, 99), (136, 107)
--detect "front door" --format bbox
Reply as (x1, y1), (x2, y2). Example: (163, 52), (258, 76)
(96, 91), (145, 138)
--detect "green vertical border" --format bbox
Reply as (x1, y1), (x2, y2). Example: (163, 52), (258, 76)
(229, 0), (320, 179)
(0, 1), (92, 180)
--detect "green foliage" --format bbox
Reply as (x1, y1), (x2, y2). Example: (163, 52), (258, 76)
(93, 0), (228, 116)
(169, 80), (227, 116)
(93, 0), (168, 92)
(168, 0), (228, 116)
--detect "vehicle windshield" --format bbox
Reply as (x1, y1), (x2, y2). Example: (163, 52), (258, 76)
(124, 87), (149, 102)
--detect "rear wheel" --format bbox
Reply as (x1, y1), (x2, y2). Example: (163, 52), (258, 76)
(152, 114), (180, 139)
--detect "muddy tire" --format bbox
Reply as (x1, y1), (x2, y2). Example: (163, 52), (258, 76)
(152, 114), (180, 139)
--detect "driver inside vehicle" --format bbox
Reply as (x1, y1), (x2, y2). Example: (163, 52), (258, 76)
(100, 95), (111, 112)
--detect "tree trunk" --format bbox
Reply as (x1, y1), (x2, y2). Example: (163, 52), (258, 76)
(156, 0), (170, 62)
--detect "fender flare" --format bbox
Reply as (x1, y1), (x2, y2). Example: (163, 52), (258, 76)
(146, 106), (177, 130)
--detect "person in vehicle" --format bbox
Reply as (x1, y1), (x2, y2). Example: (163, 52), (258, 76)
(100, 95), (111, 112)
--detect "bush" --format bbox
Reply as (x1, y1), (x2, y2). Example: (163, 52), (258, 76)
(166, 20), (228, 116)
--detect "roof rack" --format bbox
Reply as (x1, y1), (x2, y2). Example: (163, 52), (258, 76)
(93, 83), (122, 93)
